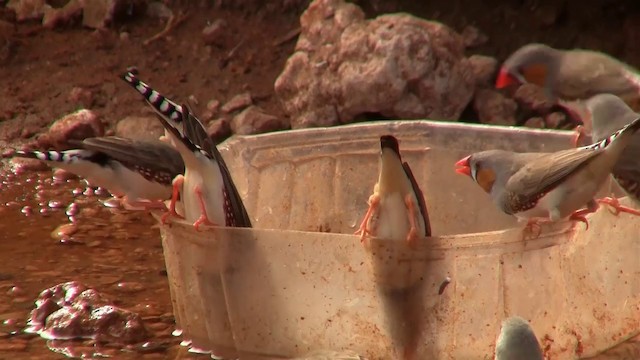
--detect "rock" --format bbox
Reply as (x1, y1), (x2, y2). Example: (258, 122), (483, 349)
(207, 117), (231, 142)
(115, 116), (164, 142)
(231, 106), (287, 135)
(145, 1), (172, 19)
(545, 112), (566, 129)
(82, 0), (132, 29)
(7, 0), (47, 21)
(275, 0), (475, 128)
(221, 92), (253, 114)
(68, 87), (94, 108)
(523, 117), (545, 129)
(202, 19), (228, 46)
(461, 25), (488, 48)
(513, 83), (555, 114)
(473, 89), (517, 126)
(468, 55), (498, 87)
(42, 0), (82, 29)
(44, 109), (104, 150)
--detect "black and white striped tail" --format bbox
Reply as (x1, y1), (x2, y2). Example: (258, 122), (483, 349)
(582, 116), (640, 151)
(120, 67), (184, 127)
(14, 149), (96, 164)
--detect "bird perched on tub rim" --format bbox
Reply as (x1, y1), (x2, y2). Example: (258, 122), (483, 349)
(355, 135), (430, 247)
(562, 93), (640, 214)
(154, 103), (252, 230)
(455, 116), (640, 233)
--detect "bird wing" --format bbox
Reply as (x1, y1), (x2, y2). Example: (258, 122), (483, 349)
(76, 137), (185, 184)
(402, 161), (431, 237)
(180, 106), (253, 228)
(505, 148), (601, 200)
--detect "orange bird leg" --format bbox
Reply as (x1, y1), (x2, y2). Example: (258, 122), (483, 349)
(404, 194), (420, 248)
(522, 217), (551, 240)
(569, 201), (599, 231)
(354, 194), (380, 244)
(161, 175), (185, 224)
(571, 125), (587, 147)
(597, 196), (640, 217)
(192, 185), (217, 231)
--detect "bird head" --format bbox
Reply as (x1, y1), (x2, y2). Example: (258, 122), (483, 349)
(496, 43), (560, 96)
(455, 150), (517, 194)
(583, 94), (638, 141)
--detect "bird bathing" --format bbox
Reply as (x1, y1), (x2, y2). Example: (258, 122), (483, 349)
(157, 120), (640, 359)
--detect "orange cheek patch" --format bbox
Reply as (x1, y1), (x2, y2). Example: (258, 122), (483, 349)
(522, 64), (548, 87)
(476, 168), (496, 193)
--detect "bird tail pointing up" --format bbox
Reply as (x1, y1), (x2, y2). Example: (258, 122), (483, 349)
(120, 67), (185, 130)
(582, 116), (640, 152)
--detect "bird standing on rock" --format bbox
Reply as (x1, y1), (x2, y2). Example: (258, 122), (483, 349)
(455, 116), (640, 233)
(355, 135), (430, 247)
(563, 93), (640, 214)
(494, 316), (543, 360)
(13, 137), (185, 211)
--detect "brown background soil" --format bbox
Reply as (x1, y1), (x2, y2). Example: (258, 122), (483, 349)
(0, 0), (639, 145)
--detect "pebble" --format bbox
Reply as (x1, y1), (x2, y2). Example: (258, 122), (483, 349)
(20, 206), (32, 216)
(51, 223), (78, 242)
(48, 200), (65, 209)
(115, 282), (145, 294)
(65, 203), (79, 217)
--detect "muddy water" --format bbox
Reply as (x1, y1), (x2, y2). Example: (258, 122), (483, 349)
(1, 164), (640, 360)
(0, 164), (209, 359)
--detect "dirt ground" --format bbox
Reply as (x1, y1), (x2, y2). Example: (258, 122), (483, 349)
(0, 0), (639, 145)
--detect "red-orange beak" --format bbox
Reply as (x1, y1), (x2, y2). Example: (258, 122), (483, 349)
(455, 156), (471, 176)
(495, 68), (519, 89)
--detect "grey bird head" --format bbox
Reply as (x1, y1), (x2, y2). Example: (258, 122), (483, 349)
(495, 316), (543, 360)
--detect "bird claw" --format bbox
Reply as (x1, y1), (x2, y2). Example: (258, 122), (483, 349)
(571, 125), (586, 147)
(597, 196), (640, 217)
(192, 214), (216, 232)
(522, 218), (548, 240)
(568, 207), (597, 231)
(355, 194), (380, 245)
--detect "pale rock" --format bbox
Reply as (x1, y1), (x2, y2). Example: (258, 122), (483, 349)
(115, 116), (164, 142)
(221, 92), (253, 114)
(275, 0), (475, 128)
(231, 106), (287, 135)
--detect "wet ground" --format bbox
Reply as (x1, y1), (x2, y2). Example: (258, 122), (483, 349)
(0, 162), (210, 359)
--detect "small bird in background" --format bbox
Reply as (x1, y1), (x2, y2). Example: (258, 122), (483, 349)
(13, 137), (185, 211)
(355, 135), (430, 247)
(495, 43), (640, 145)
(455, 116), (640, 234)
(494, 316), (544, 360)
(562, 93), (640, 215)
(496, 43), (640, 104)
(154, 103), (252, 229)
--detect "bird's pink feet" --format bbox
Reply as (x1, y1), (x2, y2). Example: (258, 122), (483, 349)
(161, 175), (184, 224)
(192, 185), (218, 231)
(597, 196), (640, 216)
(568, 207), (597, 230)
(404, 194), (420, 248)
(522, 217), (551, 240)
(355, 194), (380, 244)
(571, 125), (587, 147)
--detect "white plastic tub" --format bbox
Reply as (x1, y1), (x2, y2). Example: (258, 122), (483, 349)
(158, 120), (639, 359)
